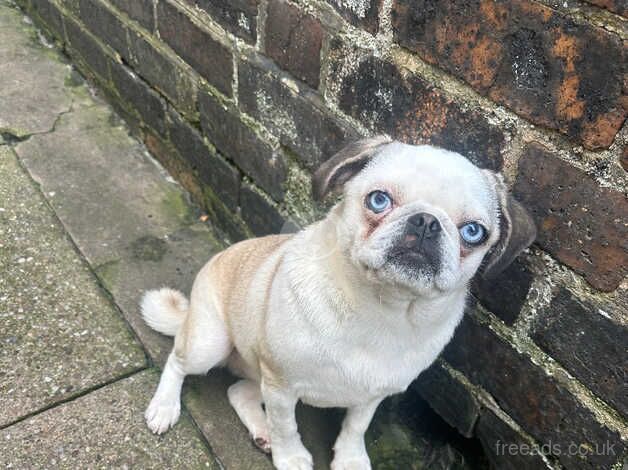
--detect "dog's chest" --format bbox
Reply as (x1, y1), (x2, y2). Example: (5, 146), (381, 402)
(286, 307), (462, 408)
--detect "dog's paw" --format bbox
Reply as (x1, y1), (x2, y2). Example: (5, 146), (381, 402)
(272, 445), (313, 470)
(145, 398), (181, 435)
(331, 454), (372, 470)
(273, 455), (313, 470)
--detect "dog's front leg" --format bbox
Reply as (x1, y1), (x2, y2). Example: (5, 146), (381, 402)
(331, 399), (382, 470)
(261, 383), (312, 470)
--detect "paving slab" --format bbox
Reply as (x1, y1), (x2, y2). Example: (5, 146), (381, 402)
(0, 369), (220, 469)
(15, 104), (200, 267)
(0, 145), (146, 427)
(0, 2), (74, 138)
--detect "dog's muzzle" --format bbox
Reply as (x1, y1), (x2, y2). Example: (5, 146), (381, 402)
(387, 212), (442, 273)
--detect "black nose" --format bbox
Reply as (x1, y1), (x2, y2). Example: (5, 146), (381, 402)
(407, 212), (441, 238)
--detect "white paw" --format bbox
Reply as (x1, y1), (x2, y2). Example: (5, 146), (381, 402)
(145, 397), (181, 435)
(273, 455), (313, 470)
(331, 454), (372, 470)
(273, 446), (313, 470)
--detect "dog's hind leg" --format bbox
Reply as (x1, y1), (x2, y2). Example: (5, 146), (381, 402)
(145, 283), (232, 434)
(228, 379), (271, 452)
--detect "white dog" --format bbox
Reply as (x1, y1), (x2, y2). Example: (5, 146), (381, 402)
(142, 137), (536, 470)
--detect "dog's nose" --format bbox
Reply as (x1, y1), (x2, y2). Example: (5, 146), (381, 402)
(407, 213), (441, 238)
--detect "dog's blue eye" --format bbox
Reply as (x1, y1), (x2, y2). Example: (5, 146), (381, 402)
(459, 222), (487, 246)
(366, 190), (392, 213)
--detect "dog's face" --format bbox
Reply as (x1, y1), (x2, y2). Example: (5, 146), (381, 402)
(313, 138), (536, 296)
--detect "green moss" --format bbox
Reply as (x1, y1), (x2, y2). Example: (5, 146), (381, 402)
(161, 187), (195, 226)
(202, 187), (250, 243)
(95, 259), (121, 288)
(64, 69), (84, 88)
(367, 423), (427, 470)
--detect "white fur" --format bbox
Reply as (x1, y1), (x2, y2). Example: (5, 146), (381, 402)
(143, 143), (509, 468)
(141, 287), (188, 336)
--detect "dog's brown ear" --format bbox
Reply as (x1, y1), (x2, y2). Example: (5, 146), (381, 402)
(481, 172), (537, 279)
(312, 136), (392, 201)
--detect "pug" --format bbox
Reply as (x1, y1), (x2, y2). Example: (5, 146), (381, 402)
(142, 137), (536, 470)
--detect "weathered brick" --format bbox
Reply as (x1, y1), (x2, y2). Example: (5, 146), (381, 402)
(127, 31), (197, 117)
(101, 86), (144, 138)
(145, 129), (248, 243)
(412, 362), (480, 438)
(109, 0), (155, 32)
(31, 0), (64, 41)
(443, 313), (625, 469)
(392, 0), (627, 149)
(199, 90), (285, 201)
(583, 0), (627, 17)
(79, 0), (129, 60)
(513, 143), (628, 291)
(64, 18), (110, 82)
(531, 288), (628, 417)
(168, 110), (240, 211)
(475, 409), (552, 470)
(110, 61), (166, 134)
(330, 47), (504, 170)
(472, 258), (533, 325)
(324, 0), (381, 34)
(238, 59), (357, 169)
(183, 0), (258, 43)
(265, 0), (323, 89)
(207, 196), (249, 242)
(144, 130), (205, 205)
(240, 184), (285, 236)
(157, 0), (233, 96)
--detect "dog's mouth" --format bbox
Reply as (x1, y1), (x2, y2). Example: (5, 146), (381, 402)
(386, 235), (440, 275)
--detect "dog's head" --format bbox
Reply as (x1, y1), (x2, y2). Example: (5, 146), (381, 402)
(312, 137), (536, 296)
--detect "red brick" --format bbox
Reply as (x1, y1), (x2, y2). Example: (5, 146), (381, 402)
(531, 288), (628, 417)
(183, 0), (258, 42)
(157, 0), (233, 96)
(79, 0), (130, 60)
(413, 362), (480, 437)
(64, 18), (110, 83)
(475, 409), (552, 470)
(472, 258), (533, 326)
(329, 45), (504, 170)
(513, 143), (628, 291)
(239, 184), (285, 236)
(110, 61), (166, 135)
(444, 313), (625, 469)
(127, 31), (197, 118)
(238, 59), (357, 169)
(324, 0), (382, 34)
(199, 91), (286, 201)
(168, 110), (240, 211)
(265, 0), (323, 89)
(392, 0), (627, 149)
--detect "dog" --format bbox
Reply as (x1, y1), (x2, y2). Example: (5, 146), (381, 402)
(142, 137), (536, 470)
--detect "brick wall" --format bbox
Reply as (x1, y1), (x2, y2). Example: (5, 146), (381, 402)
(17, 0), (627, 467)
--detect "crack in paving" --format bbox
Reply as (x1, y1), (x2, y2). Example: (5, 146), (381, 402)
(0, 365), (149, 431)
(0, 101), (75, 146)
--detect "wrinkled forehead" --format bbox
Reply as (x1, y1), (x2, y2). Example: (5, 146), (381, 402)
(349, 143), (497, 221)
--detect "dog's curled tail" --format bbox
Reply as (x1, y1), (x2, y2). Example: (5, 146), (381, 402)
(141, 287), (189, 337)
